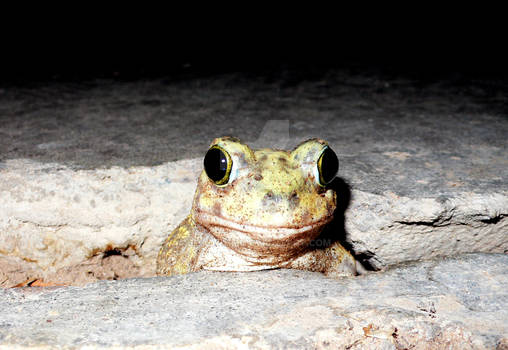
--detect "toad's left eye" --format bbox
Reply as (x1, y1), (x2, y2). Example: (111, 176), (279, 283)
(317, 146), (339, 186)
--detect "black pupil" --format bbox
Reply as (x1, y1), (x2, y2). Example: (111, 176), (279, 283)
(204, 147), (228, 182)
(320, 148), (339, 184)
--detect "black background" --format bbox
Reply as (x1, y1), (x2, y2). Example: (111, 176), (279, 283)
(2, 10), (507, 85)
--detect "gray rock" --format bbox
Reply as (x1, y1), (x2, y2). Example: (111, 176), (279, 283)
(1, 73), (506, 197)
(0, 253), (506, 349)
(0, 71), (506, 284)
(347, 189), (507, 269)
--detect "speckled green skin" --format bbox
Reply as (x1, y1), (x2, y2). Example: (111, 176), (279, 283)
(157, 138), (357, 277)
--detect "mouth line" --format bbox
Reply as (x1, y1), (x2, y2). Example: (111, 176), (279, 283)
(194, 210), (332, 239)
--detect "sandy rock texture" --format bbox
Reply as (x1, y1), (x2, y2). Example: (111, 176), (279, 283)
(0, 253), (506, 349)
(0, 159), (200, 286)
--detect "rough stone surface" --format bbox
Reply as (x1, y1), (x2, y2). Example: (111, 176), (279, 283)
(0, 253), (506, 349)
(347, 189), (507, 269)
(0, 70), (506, 284)
(0, 159), (200, 287)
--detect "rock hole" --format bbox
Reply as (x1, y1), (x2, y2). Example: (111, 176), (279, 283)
(103, 248), (124, 258)
(353, 251), (379, 271)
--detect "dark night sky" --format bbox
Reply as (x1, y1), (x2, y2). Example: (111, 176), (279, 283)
(2, 13), (507, 84)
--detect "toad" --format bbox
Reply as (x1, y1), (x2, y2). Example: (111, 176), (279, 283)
(156, 137), (359, 277)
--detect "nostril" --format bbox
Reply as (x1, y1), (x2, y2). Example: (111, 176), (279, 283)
(289, 190), (299, 207)
(265, 191), (273, 198)
(254, 174), (263, 181)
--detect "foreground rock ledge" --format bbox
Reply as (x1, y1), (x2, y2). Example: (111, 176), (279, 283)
(0, 159), (506, 287)
(0, 253), (506, 349)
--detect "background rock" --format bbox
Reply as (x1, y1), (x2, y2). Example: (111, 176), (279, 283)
(0, 253), (506, 349)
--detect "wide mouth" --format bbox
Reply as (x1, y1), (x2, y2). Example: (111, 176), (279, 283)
(194, 210), (333, 243)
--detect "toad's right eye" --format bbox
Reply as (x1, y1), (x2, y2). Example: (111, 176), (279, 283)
(203, 145), (232, 186)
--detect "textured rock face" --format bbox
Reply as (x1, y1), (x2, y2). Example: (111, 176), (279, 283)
(347, 190), (507, 269)
(0, 159), (200, 286)
(0, 254), (506, 349)
(0, 71), (506, 285)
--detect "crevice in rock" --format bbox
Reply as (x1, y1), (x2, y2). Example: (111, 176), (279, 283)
(393, 214), (455, 227)
(480, 215), (505, 224)
(394, 220), (440, 227)
(352, 251), (379, 272)
(395, 213), (506, 228)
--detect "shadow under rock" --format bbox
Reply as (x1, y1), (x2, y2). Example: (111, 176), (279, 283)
(312, 177), (377, 271)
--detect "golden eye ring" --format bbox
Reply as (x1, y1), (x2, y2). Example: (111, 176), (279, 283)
(317, 146), (339, 186)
